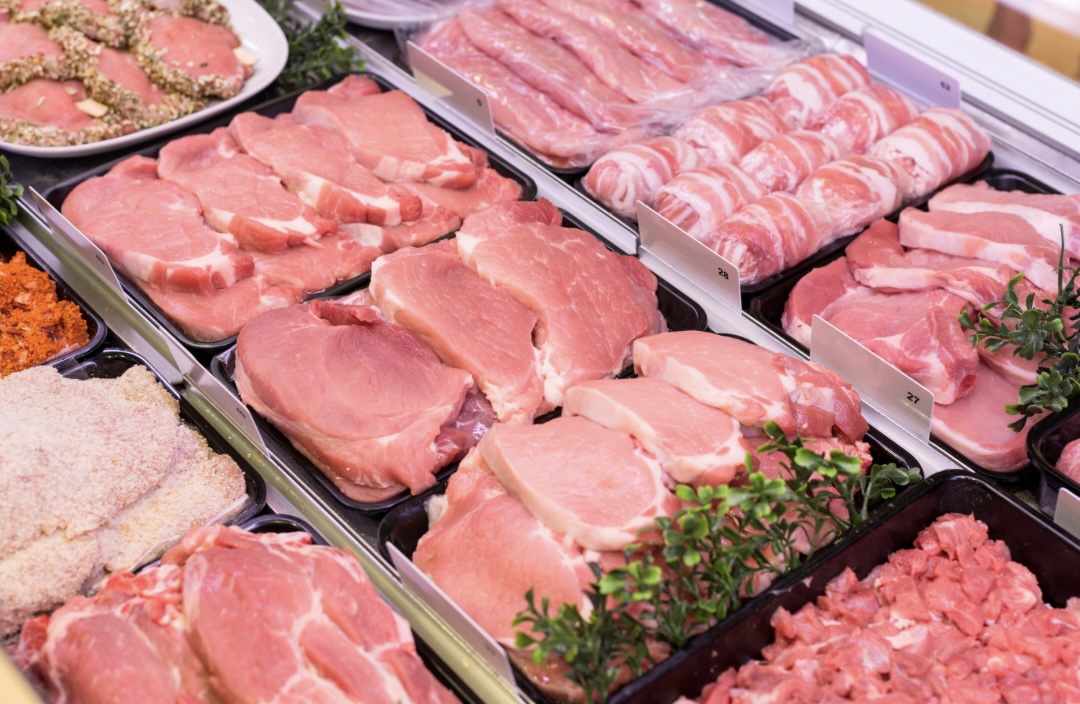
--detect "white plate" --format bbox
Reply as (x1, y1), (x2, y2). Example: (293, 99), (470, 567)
(0, 0), (288, 159)
(340, 0), (458, 30)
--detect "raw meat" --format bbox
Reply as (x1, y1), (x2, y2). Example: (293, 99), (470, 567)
(673, 96), (787, 164)
(0, 20), (64, 89)
(634, 331), (868, 442)
(633, 0), (785, 67)
(478, 415), (678, 551)
(738, 130), (844, 193)
(157, 128), (337, 253)
(929, 181), (1080, 260)
(583, 135), (701, 218)
(871, 107), (992, 200)
(654, 163), (767, 240)
(0, 79), (96, 133)
(234, 300), (477, 502)
(781, 257), (860, 347)
(899, 207), (1061, 291)
(1057, 440), (1080, 484)
(404, 164), (524, 221)
(456, 201), (662, 407)
(932, 362), (1033, 472)
(563, 377), (751, 487)
(808, 84), (921, 155)
(458, 9), (642, 132)
(228, 112), (423, 227)
(764, 53), (871, 129)
(292, 76), (481, 189)
(247, 234), (380, 292)
(413, 450), (594, 645)
(370, 240), (545, 424)
(339, 200), (462, 254)
(795, 155), (912, 241)
(456, 198), (563, 235)
(135, 15), (250, 99)
(61, 155), (254, 296)
(702, 192), (832, 283)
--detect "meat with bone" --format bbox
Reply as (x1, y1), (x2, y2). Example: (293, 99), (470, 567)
(456, 199), (663, 408)
(0, 78), (102, 136)
(634, 331), (868, 442)
(871, 107), (992, 200)
(795, 155), (912, 242)
(370, 240), (546, 425)
(764, 53), (871, 130)
(654, 163), (767, 240)
(563, 377), (751, 487)
(17, 526), (460, 704)
(702, 191), (832, 284)
(673, 96), (788, 164)
(228, 112), (422, 227)
(157, 128), (337, 254)
(292, 76), (481, 189)
(235, 299), (482, 502)
(738, 129), (844, 193)
(807, 83), (921, 155)
(478, 415), (679, 551)
(60, 155), (253, 296)
(583, 135), (701, 219)
(403, 162), (524, 222)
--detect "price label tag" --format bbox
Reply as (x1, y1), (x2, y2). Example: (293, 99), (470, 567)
(863, 30), (961, 108)
(31, 188), (124, 295)
(1055, 487), (1080, 541)
(188, 365), (268, 454)
(407, 42), (495, 136)
(811, 316), (934, 442)
(388, 543), (516, 687)
(636, 202), (741, 313)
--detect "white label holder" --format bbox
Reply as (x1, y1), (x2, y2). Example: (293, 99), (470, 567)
(811, 316), (934, 443)
(388, 543), (516, 687)
(636, 202), (742, 313)
(407, 42), (495, 136)
(863, 29), (962, 109)
(1055, 487), (1080, 541)
(31, 188), (125, 295)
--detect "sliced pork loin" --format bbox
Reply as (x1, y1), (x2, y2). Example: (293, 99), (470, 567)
(807, 83), (921, 155)
(583, 135), (702, 219)
(291, 75), (481, 189)
(235, 300), (482, 502)
(414, 450), (595, 646)
(339, 199), (462, 254)
(371, 241), (546, 424)
(247, 233), (381, 293)
(61, 155), (254, 296)
(404, 162), (524, 222)
(456, 199), (663, 408)
(764, 53), (871, 130)
(634, 331), (868, 442)
(654, 163), (767, 241)
(157, 128), (337, 254)
(564, 377), (751, 487)
(794, 155), (912, 242)
(673, 96), (788, 164)
(479, 416), (679, 551)
(738, 130), (845, 193)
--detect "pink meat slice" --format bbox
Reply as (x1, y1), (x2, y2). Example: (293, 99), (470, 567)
(456, 198), (564, 235)
(458, 9), (641, 133)
(871, 107), (992, 200)
(633, 0), (784, 67)
(404, 165), (524, 221)
(931, 362), (1033, 472)
(61, 155), (254, 296)
(634, 331), (868, 441)
(702, 192), (832, 283)
(782, 256), (863, 347)
(765, 53), (871, 130)
(157, 128), (337, 253)
(1057, 440), (1080, 484)
(0, 79), (94, 132)
(929, 181), (1080, 260)
(235, 300), (475, 502)
(140, 275), (304, 342)
(654, 163), (767, 241)
(292, 76), (480, 189)
(795, 155), (912, 242)
(338, 199), (461, 254)
(456, 202), (662, 407)
(229, 112), (423, 227)
(563, 377), (751, 487)
(414, 450), (594, 646)
(808, 84), (921, 155)
(583, 135), (701, 218)
(248, 234), (380, 292)
(479, 415), (678, 551)
(370, 240), (545, 424)
(144, 15), (249, 97)
(898, 208), (1061, 291)
(738, 130), (845, 193)
(673, 96), (788, 164)
(0, 19), (62, 65)
(96, 46), (171, 106)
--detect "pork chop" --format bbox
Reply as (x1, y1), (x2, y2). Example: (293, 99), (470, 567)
(0, 79), (96, 133)
(673, 96), (787, 164)
(134, 14), (250, 99)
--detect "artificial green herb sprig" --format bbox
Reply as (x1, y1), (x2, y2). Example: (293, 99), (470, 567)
(514, 428), (920, 702)
(259, 0), (364, 91)
(959, 228), (1080, 431)
(0, 155), (23, 226)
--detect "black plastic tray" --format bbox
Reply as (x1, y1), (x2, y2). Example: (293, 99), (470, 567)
(746, 167), (1054, 481)
(1027, 406), (1080, 519)
(40, 72), (538, 354)
(1, 227), (106, 371)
